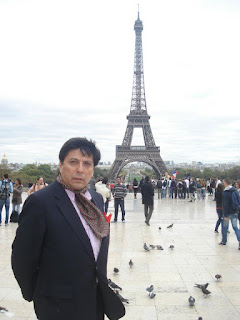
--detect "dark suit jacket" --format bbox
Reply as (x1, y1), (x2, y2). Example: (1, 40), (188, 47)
(12, 181), (125, 320)
(141, 182), (154, 206)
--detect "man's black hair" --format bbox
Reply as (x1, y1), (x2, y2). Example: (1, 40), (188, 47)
(59, 137), (101, 167)
(3, 173), (8, 179)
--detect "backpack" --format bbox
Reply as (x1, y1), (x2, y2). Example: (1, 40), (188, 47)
(0, 180), (11, 200)
(10, 211), (19, 223)
(163, 181), (167, 187)
(231, 190), (240, 211)
(182, 181), (187, 188)
(157, 180), (162, 188)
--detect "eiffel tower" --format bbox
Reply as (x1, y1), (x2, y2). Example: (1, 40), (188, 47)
(109, 10), (167, 180)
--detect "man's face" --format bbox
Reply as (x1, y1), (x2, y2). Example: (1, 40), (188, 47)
(116, 178), (121, 184)
(38, 178), (43, 185)
(59, 149), (94, 191)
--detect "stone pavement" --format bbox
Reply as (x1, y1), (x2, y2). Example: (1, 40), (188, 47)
(0, 191), (240, 319)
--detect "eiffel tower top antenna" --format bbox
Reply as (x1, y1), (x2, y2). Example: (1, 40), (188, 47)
(138, 4), (140, 19)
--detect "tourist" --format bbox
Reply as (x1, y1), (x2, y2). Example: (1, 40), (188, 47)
(156, 178), (162, 199)
(112, 177), (127, 222)
(196, 178), (202, 200)
(161, 178), (167, 198)
(234, 181), (240, 226)
(189, 178), (196, 202)
(219, 178), (240, 249)
(170, 178), (177, 199)
(133, 178), (139, 199)
(141, 176), (154, 226)
(0, 173), (13, 226)
(27, 177), (48, 196)
(12, 137), (125, 320)
(11, 178), (23, 216)
(95, 177), (111, 214)
(214, 183), (224, 233)
(201, 179), (206, 199)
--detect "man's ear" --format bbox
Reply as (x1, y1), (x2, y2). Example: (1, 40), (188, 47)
(59, 162), (63, 174)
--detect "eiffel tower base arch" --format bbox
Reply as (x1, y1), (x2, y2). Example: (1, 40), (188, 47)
(109, 146), (167, 181)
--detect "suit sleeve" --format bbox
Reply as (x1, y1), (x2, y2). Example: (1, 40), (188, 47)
(11, 194), (47, 301)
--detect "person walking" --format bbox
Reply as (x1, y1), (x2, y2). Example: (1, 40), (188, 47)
(214, 183), (224, 233)
(11, 178), (23, 216)
(141, 176), (154, 226)
(11, 137), (125, 320)
(0, 173), (13, 226)
(112, 177), (127, 222)
(219, 178), (240, 249)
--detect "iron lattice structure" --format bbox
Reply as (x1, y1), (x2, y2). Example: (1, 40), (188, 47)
(109, 12), (167, 180)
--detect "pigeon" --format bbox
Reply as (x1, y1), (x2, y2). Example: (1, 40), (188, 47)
(188, 296), (195, 306)
(198, 317), (203, 320)
(108, 279), (122, 291)
(148, 291), (156, 298)
(201, 286), (211, 297)
(215, 274), (222, 281)
(0, 306), (14, 318)
(115, 290), (129, 304)
(113, 267), (119, 274)
(146, 285), (154, 293)
(167, 223), (173, 228)
(0, 307), (8, 313)
(159, 227), (161, 230)
(194, 283), (209, 290)
(169, 245), (174, 249)
(156, 245), (164, 250)
(149, 244), (156, 249)
(144, 243), (150, 251)
(129, 259), (134, 268)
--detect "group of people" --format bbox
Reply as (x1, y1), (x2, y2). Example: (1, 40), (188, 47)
(0, 175), (48, 225)
(155, 176), (223, 201)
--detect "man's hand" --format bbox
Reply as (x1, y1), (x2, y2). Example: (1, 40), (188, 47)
(224, 217), (228, 222)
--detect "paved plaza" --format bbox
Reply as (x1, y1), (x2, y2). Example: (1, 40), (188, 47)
(0, 191), (240, 319)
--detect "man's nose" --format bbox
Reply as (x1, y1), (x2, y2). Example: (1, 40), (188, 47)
(76, 162), (84, 172)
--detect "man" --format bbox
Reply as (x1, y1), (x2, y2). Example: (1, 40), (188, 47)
(141, 176), (154, 226)
(156, 178), (162, 199)
(189, 178), (196, 202)
(12, 137), (125, 320)
(219, 178), (240, 250)
(112, 177), (127, 222)
(0, 173), (13, 226)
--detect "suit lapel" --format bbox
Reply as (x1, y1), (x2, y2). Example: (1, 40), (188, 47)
(53, 182), (95, 262)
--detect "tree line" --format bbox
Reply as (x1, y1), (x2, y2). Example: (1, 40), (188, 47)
(1, 164), (239, 186)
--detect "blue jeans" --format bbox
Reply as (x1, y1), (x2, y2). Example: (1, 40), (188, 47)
(161, 189), (166, 198)
(168, 188), (172, 198)
(104, 199), (109, 214)
(114, 198), (125, 221)
(215, 209), (223, 231)
(0, 198), (10, 224)
(12, 204), (21, 215)
(222, 213), (240, 244)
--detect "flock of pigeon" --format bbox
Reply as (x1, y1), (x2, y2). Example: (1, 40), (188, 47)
(108, 223), (223, 320)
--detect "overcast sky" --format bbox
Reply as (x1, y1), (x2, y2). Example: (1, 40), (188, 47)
(0, 0), (240, 165)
